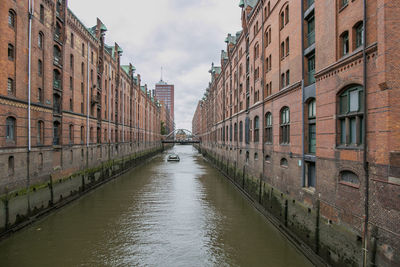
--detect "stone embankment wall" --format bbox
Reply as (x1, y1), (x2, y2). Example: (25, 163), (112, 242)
(196, 144), (373, 267)
(0, 143), (170, 238)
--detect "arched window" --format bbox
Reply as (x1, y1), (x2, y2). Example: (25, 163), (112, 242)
(37, 120), (44, 145)
(354, 21), (364, 49)
(53, 45), (62, 65)
(280, 107), (290, 144)
(280, 158), (288, 167)
(265, 112), (272, 143)
(340, 31), (349, 56)
(8, 10), (15, 28)
(254, 153), (259, 160)
(38, 32), (44, 49)
(239, 121), (243, 142)
(6, 117), (16, 141)
(254, 42), (259, 59)
(265, 154), (271, 162)
(338, 85), (364, 146)
(308, 99), (316, 153)
(53, 69), (61, 90)
(340, 170), (360, 185)
(254, 116), (259, 142)
(246, 151), (250, 163)
(53, 121), (60, 145)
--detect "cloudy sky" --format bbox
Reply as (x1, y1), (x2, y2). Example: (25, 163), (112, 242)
(68, 0), (242, 130)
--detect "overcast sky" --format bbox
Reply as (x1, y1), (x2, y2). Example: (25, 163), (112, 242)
(68, 0), (242, 131)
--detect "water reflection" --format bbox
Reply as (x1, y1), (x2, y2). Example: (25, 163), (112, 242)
(0, 145), (312, 267)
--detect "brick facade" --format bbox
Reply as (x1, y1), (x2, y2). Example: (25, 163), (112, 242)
(1, 1), (162, 194)
(192, 0), (400, 266)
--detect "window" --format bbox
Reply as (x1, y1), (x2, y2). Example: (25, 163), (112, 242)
(286, 70), (290, 86)
(6, 117), (16, 141)
(255, 153), (259, 160)
(340, 0), (348, 8)
(246, 151), (250, 163)
(354, 22), (364, 49)
(245, 117), (250, 144)
(56, 0), (62, 16)
(7, 78), (14, 95)
(38, 60), (43, 76)
(69, 124), (74, 144)
(230, 124), (232, 142)
(338, 85), (364, 146)
(38, 32), (44, 49)
(281, 73), (285, 89)
(308, 99), (316, 154)
(71, 33), (74, 48)
(340, 170), (359, 185)
(37, 120), (44, 145)
(254, 116), (259, 142)
(82, 43), (85, 57)
(53, 69), (61, 90)
(69, 98), (73, 111)
(80, 126), (84, 143)
(40, 5), (44, 23)
(239, 121), (243, 142)
(53, 93), (61, 114)
(341, 31), (349, 56)
(280, 107), (290, 144)
(265, 112), (272, 143)
(285, 6), (289, 24)
(53, 45), (62, 65)
(91, 51), (94, 64)
(8, 44), (15, 60)
(286, 37), (289, 56)
(81, 62), (85, 76)
(8, 10), (15, 28)
(38, 88), (43, 103)
(281, 42), (285, 59)
(305, 162), (316, 188)
(254, 43), (259, 59)
(70, 77), (73, 90)
(55, 23), (62, 42)
(70, 54), (74, 72)
(53, 121), (60, 145)
(280, 158), (288, 167)
(280, 12), (285, 29)
(8, 156), (14, 176)
(234, 123), (238, 142)
(307, 15), (315, 47)
(307, 53), (315, 84)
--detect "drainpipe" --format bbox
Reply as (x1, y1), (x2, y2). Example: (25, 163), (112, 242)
(300, 0), (305, 188)
(362, 0), (369, 265)
(27, 0), (34, 210)
(86, 43), (90, 166)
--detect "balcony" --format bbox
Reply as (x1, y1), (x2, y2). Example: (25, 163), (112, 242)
(53, 56), (62, 67)
(54, 33), (63, 44)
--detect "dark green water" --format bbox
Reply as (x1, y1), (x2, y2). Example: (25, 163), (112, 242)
(0, 145), (312, 267)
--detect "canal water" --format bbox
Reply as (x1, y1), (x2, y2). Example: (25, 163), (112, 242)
(0, 145), (312, 267)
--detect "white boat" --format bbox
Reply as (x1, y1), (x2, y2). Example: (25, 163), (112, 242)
(167, 154), (180, 162)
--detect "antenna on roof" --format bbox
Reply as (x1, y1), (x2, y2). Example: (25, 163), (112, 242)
(161, 66), (163, 81)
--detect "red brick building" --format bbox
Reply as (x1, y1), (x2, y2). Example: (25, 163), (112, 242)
(1, 0), (162, 194)
(155, 79), (174, 133)
(192, 0), (400, 266)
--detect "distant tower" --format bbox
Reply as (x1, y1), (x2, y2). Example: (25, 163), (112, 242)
(155, 70), (174, 132)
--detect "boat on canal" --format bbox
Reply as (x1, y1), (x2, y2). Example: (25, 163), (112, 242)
(167, 154), (180, 162)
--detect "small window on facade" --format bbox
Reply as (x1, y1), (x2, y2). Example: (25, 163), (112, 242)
(37, 120), (44, 145)
(82, 43), (85, 57)
(280, 107), (290, 144)
(254, 116), (259, 142)
(69, 124), (74, 143)
(71, 33), (74, 48)
(239, 121), (243, 142)
(354, 22), (364, 49)
(286, 70), (290, 86)
(38, 32), (44, 49)
(8, 44), (15, 60)
(40, 5), (44, 23)
(341, 0), (348, 8)
(280, 12), (285, 29)
(338, 85), (364, 146)
(340, 170), (359, 185)
(53, 121), (60, 145)
(38, 60), (43, 77)
(6, 117), (16, 141)
(308, 99), (316, 154)
(38, 88), (43, 102)
(285, 6), (289, 24)
(265, 112), (272, 143)
(81, 62), (85, 76)
(70, 76), (73, 90)
(280, 158), (288, 167)
(341, 31), (349, 56)
(281, 73), (285, 89)
(286, 37), (289, 56)
(281, 42), (285, 59)
(8, 156), (15, 176)
(8, 10), (15, 28)
(70, 54), (74, 72)
(254, 153), (259, 160)
(246, 151), (250, 163)
(265, 155), (271, 162)
(7, 78), (14, 95)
